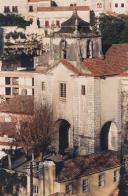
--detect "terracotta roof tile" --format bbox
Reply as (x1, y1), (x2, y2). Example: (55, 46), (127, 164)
(60, 59), (84, 75)
(57, 151), (119, 182)
(0, 95), (34, 115)
(37, 6), (89, 12)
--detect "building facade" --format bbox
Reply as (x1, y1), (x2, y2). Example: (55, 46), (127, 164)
(0, 70), (34, 99)
(27, 152), (120, 196)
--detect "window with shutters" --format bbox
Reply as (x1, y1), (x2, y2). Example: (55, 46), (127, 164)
(59, 82), (66, 99)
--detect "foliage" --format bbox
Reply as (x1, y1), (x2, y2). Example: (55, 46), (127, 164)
(99, 14), (128, 53)
(6, 31), (26, 39)
(0, 169), (27, 195)
(14, 104), (56, 158)
(0, 14), (30, 28)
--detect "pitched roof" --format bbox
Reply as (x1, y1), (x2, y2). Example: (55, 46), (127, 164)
(37, 6), (89, 12)
(58, 10), (92, 34)
(57, 151), (119, 182)
(0, 95), (34, 115)
(50, 44), (128, 77)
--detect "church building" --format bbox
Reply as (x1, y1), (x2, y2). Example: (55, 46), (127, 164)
(34, 10), (123, 155)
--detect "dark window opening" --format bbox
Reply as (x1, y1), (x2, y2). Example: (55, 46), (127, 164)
(5, 77), (10, 85)
(12, 6), (18, 12)
(32, 78), (34, 86)
(5, 87), (11, 95)
(115, 3), (118, 7)
(81, 85), (86, 95)
(56, 20), (60, 28)
(29, 6), (33, 12)
(4, 6), (10, 13)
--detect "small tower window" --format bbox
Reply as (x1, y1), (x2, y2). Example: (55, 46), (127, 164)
(81, 85), (86, 95)
(60, 40), (67, 59)
(97, 3), (100, 8)
(56, 20), (60, 28)
(121, 3), (124, 7)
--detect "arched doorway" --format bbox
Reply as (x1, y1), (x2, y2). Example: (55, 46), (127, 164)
(100, 121), (119, 151)
(58, 119), (70, 154)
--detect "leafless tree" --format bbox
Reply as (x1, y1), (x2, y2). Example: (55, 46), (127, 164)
(14, 103), (56, 159)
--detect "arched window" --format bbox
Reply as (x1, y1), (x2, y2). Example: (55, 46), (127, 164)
(60, 40), (67, 59)
(87, 40), (93, 58)
(99, 3), (102, 8)
(97, 3), (100, 8)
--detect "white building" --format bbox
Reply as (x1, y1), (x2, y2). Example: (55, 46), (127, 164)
(0, 0), (28, 18)
(34, 12), (123, 155)
(0, 70), (34, 99)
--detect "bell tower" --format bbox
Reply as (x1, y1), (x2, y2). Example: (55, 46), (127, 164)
(49, 9), (103, 66)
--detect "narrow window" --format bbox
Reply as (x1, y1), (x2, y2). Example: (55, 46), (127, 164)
(113, 170), (119, 182)
(98, 174), (105, 187)
(45, 20), (49, 28)
(5, 87), (11, 95)
(29, 6), (33, 12)
(33, 185), (38, 193)
(44, 30), (48, 36)
(99, 3), (102, 8)
(32, 88), (34, 96)
(32, 78), (34, 86)
(121, 3), (124, 7)
(97, 3), (100, 8)
(59, 82), (66, 98)
(41, 82), (45, 91)
(65, 184), (73, 194)
(115, 3), (118, 8)
(83, 179), (89, 192)
(81, 85), (86, 95)
(5, 77), (10, 85)
(56, 20), (60, 28)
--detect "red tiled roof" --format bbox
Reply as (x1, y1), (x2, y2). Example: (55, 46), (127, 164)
(60, 59), (85, 76)
(0, 95), (34, 115)
(57, 151), (119, 182)
(37, 6), (89, 12)
(0, 122), (16, 137)
(54, 44), (128, 77)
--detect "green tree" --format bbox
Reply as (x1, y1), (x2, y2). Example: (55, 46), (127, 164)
(100, 14), (126, 53)
(0, 169), (27, 196)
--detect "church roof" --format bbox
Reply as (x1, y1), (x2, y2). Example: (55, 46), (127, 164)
(56, 43), (128, 77)
(58, 10), (92, 34)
